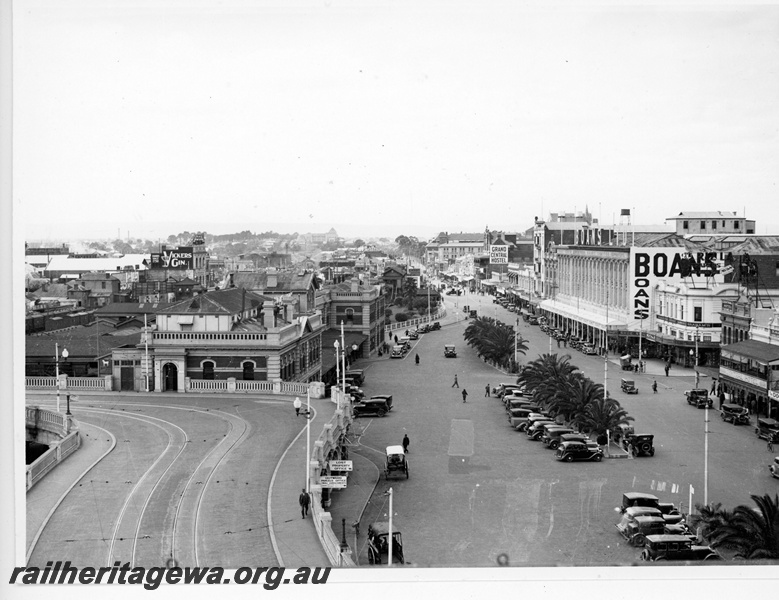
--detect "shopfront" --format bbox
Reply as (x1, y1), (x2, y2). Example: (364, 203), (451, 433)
(718, 339), (779, 419)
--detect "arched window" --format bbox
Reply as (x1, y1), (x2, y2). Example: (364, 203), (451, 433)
(242, 361), (255, 381)
(203, 361), (215, 380)
(346, 308), (354, 323)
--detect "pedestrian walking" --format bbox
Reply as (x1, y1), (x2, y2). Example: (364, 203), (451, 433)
(461, 389), (468, 403)
(485, 384), (490, 397)
(664, 364), (670, 377)
(299, 488), (310, 518)
(711, 379), (717, 395)
(452, 374), (459, 388)
(652, 380), (657, 394)
(394, 335), (399, 344)
(718, 391), (725, 409)
(415, 353), (420, 365)
(402, 434), (410, 453)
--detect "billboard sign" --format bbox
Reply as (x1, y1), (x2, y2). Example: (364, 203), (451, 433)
(150, 246), (194, 270)
(328, 460), (353, 472)
(489, 245), (508, 264)
(629, 248), (724, 321)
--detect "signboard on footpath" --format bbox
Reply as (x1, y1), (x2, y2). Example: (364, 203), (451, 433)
(489, 245), (508, 264)
(329, 460), (353, 471)
(319, 476), (347, 489)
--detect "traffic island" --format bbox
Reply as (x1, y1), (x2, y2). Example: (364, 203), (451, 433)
(605, 443), (631, 459)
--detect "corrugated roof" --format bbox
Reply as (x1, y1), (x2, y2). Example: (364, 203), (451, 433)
(724, 236), (779, 254)
(159, 288), (270, 315)
(721, 339), (779, 363)
(231, 271), (314, 292)
(26, 325), (142, 358)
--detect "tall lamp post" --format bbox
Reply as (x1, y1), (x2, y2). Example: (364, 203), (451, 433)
(334, 340), (340, 408)
(55, 344), (68, 413)
(385, 487), (394, 568)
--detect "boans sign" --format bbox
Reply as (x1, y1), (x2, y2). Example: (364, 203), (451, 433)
(629, 248), (723, 321)
(150, 246), (194, 270)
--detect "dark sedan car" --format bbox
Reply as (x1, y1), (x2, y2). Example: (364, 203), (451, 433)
(353, 398), (390, 418)
(555, 441), (603, 462)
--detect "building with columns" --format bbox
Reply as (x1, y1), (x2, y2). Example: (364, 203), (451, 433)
(110, 287), (324, 392)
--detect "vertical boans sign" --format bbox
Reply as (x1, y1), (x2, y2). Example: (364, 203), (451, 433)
(629, 248), (723, 321)
(489, 244), (508, 264)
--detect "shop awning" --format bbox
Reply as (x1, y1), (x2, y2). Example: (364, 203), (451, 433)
(539, 299), (628, 331)
(321, 330), (369, 372)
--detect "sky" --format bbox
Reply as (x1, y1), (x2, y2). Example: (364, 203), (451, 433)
(13, 0), (779, 243)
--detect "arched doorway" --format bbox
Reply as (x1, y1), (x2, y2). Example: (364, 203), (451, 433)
(163, 362), (178, 392)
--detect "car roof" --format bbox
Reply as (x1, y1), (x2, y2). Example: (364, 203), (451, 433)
(370, 521), (400, 535)
(721, 403), (745, 410)
(625, 506), (662, 516)
(634, 515), (666, 524)
(386, 445), (405, 455)
(758, 417), (779, 426)
(645, 534), (694, 543)
(624, 492), (659, 501)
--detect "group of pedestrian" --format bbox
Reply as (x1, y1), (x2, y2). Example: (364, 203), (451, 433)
(632, 360), (645, 373)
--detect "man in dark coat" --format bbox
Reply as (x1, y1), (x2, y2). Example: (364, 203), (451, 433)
(402, 434), (410, 453)
(299, 488), (310, 518)
(462, 389), (468, 403)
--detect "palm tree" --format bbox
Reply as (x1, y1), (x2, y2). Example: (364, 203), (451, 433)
(401, 277), (418, 309)
(463, 317), (527, 370)
(576, 396), (633, 441)
(703, 493), (779, 559)
(689, 502), (734, 541)
(551, 373), (604, 425)
(517, 354), (578, 409)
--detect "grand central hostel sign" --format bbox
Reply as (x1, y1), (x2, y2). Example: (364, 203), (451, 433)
(629, 248), (724, 321)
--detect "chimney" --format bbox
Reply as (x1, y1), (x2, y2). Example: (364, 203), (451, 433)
(267, 267), (277, 288)
(351, 278), (359, 293)
(262, 300), (275, 328)
(283, 296), (295, 322)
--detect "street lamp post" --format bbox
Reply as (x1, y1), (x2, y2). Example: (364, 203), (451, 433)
(334, 340), (340, 407)
(55, 344), (69, 413)
(385, 487), (393, 568)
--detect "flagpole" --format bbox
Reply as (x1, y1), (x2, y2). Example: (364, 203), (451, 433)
(689, 485), (694, 517)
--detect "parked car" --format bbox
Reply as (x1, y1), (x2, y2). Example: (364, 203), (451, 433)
(417, 324), (430, 334)
(619, 492), (661, 513)
(554, 432), (591, 448)
(582, 343), (597, 355)
(640, 534), (720, 562)
(525, 418), (556, 438)
(528, 421), (561, 441)
(685, 389), (713, 408)
(621, 378), (638, 394)
(444, 345), (457, 358)
(613, 423), (635, 444)
(370, 394), (394, 411)
(497, 383), (523, 398)
(352, 398), (390, 418)
(407, 330), (419, 340)
(398, 336), (412, 349)
(390, 345), (406, 358)
(624, 433), (655, 457)
(345, 369), (365, 386)
(543, 428), (577, 449)
(430, 321), (441, 331)
(770, 456), (779, 479)
(616, 507), (667, 546)
(620, 354), (633, 370)
(555, 441), (603, 462)
(384, 445), (409, 479)
(720, 403), (750, 425)
(755, 417), (779, 441)
(508, 408), (533, 429)
(367, 522), (405, 565)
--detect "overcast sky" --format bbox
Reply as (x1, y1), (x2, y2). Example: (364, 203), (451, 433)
(14, 0), (779, 243)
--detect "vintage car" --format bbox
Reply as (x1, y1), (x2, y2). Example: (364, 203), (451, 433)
(582, 343), (597, 355)
(542, 427), (576, 448)
(497, 383), (523, 398)
(770, 456), (779, 479)
(367, 521), (405, 565)
(640, 534), (720, 562)
(616, 508), (666, 546)
(384, 445), (409, 479)
(343, 384), (365, 401)
(527, 316), (539, 325)
(555, 441), (603, 462)
(345, 369), (365, 386)
(621, 378), (638, 394)
(508, 408), (533, 429)
(525, 418), (557, 438)
(370, 394), (394, 411)
(685, 389), (713, 408)
(444, 345), (457, 358)
(529, 422), (564, 441)
(720, 403), (750, 425)
(515, 412), (550, 432)
(620, 355), (633, 370)
(469, 309), (478, 318)
(390, 345), (406, 358)
(398, 336), (412, 349)
(554, 432), (591, 448)
(505, 398), (533, 412)
(755, 417), (779, 441)
(430, 321), (441, 331)
(613, 423), (635, 444)
(619, 492), (661, 513)
(407, 330), (419, 340)
(352, 398), (390, 418)
(625, 433), (655, 457)
(416, 324), (430, 334)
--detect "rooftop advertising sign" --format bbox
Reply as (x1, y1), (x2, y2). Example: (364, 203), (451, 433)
(629, 248), (724, 321)
(150, 246), (194, 270)
(489, 245), (508, 264)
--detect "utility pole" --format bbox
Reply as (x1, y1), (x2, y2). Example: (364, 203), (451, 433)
(386, 488), (394, 568)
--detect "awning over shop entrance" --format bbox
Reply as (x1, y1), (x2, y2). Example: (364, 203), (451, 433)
(539, 299), (628, 332)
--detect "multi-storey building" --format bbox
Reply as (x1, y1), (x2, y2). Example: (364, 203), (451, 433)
(667, 211), (755, 236)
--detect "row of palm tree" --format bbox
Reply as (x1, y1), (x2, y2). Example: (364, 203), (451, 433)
(690, 494), (779, 559)
(463, 316), (528, 373)
(516, 353), (634, 442)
